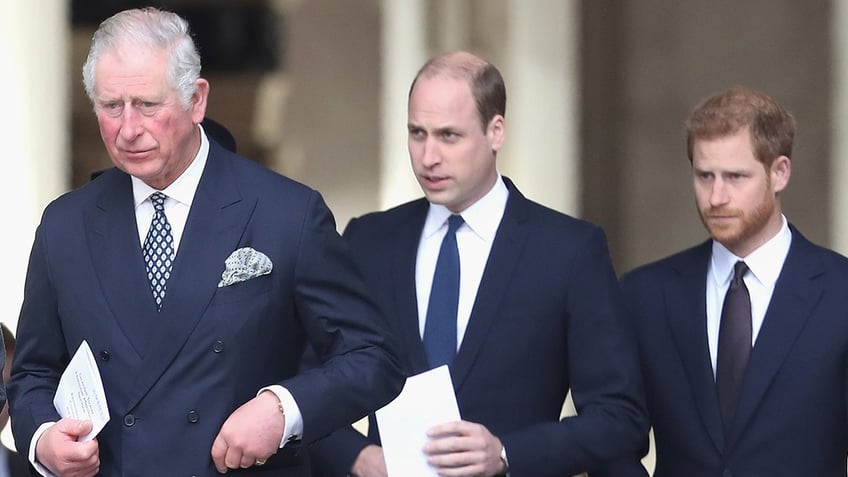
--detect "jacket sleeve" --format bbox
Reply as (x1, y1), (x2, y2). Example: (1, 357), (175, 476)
(499, 227), (649, 476)
(299, 340), (379, 477)
(280, 192), (404, 442)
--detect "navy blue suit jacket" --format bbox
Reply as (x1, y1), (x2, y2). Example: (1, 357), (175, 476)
(308, 178), (647, 477)
(621, 227), (848, 476)
(8, 139), (403, 476)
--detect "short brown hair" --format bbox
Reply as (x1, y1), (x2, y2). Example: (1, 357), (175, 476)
(685, 85), (795, 167)
(409, 51), (506, 132)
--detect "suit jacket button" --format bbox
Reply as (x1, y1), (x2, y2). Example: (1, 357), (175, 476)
(99, 350), (110, 361)
(187, 410), (200, 423)
(123, 414), (135, 427)
(212, 340), (225, 353)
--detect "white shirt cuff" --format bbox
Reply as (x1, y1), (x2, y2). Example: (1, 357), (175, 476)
(29, 422), (57, 477)
(501, 445), (511, 476)
(258, 385), (303, 447)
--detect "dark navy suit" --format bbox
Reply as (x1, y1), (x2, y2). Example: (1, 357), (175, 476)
(309, 178), (647, 477)
(621, 227), (848, 476)
(8, 138), (403, 476)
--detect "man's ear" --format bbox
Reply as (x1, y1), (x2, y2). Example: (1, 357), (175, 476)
(191, 78), (210, 124)
(488, 114), (505, 153)
(770, 155), (791, 193)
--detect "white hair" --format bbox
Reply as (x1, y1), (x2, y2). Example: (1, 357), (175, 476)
(81, 7), (201, 109)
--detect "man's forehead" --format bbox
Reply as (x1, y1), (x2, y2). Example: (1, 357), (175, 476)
(94, 57), (173, 99)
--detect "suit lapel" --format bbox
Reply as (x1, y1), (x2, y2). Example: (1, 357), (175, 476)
(88, 172), (155, 357)
(451, 182), (530, 390)
(125, 145), (257, 411)
(665, 242), (726, 452)
(729, 229), (824, 446)
(393, 202), (431, 375)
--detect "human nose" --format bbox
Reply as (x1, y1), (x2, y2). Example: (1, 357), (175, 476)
(709, 179), (730, 207)
(119, 105), (144, 142)
(419, 138), (440, 168)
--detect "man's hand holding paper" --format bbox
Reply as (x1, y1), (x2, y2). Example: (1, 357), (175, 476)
(423, 420), (507, 477)
(32, 340), (109, 476)
(52, 340), (110, 441)
(35, 419), (100, 477)
(374, 366), (461, 476)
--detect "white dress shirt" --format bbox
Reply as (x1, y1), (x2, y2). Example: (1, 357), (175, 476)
(130, 125), (209, 253)
(416, 175), (509, 349)
(706, 215), (792, 377)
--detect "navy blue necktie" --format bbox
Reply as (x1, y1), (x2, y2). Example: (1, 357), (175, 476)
(716, 261), (752, 432)
(143, 192), (175, 311)
(423, 215), (464, 368)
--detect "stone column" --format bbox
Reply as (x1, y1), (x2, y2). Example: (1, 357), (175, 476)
(500, 0), (579, 215)
(0, 0), (69, 334)
(832, 0), (848, 255)
(380, 0), (429, 209)
(0, 0), (69, 450)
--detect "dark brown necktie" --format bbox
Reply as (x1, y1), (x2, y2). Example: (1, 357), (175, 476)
(716, 261), (752, 433)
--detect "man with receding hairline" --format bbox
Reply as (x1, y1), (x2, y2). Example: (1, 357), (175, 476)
(307, 51), (647, 477)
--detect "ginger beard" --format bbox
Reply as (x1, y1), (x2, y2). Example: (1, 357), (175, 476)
(698, 172), (776, 252)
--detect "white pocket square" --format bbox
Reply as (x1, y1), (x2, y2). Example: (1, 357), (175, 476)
(218, 247), (273, 288)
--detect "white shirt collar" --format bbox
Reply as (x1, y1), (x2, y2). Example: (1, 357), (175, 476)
(422, 174), (509, 241)
(710, 215), (792, 288)
(131, 124), (209, 207)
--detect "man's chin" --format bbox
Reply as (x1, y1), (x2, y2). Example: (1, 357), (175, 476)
(118, 162), (164, 182)
(708, 229), (744, 250)
(423, 190), (452, 207)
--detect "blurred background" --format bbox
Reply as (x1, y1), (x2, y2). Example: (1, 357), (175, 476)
(2, 0), (845, 472)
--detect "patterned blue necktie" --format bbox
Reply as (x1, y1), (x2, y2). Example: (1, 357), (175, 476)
(423, 214), (464, 368)
(143, 192), (175, 311)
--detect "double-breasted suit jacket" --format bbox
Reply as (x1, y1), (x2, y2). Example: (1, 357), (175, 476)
(9, 139), (403, 476)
